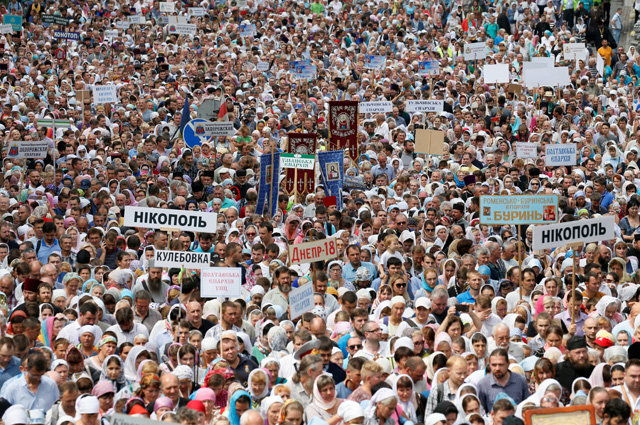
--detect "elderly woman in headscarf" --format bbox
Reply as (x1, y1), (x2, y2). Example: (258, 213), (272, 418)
(593, 296), (623, 329)
(283, 214), (302, 244)
(364, 388), (398, 425)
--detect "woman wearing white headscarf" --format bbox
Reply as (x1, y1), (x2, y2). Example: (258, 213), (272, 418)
(364, 388), (398, 425)
(260, 396), (284, 425)
(515, 378), (563, 418)
(123, 346), (151, 381)
(392, 374), (418, 423)
(305, 375), (343, 422)
(594, 295), (622, 328)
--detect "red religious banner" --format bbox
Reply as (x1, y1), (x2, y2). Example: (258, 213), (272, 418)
(328, 101), (359, 162)
(285, 133), (317, 197)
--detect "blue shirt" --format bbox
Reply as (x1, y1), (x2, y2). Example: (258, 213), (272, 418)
(456, 290), (476, 304)
(36, 238), (61, 263)
(477, 371), (529, 413)
(2, 373), (60, 411)
(0, 356), (20, 391)
(336, 381), (353, 399)
(342, 261), (377, 283)
(600, 190), (614, 210)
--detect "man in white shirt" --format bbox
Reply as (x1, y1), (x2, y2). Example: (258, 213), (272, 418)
(106, 306), (149, 345)
(358, 321), (386, 360)
(57, 302), (100, 345)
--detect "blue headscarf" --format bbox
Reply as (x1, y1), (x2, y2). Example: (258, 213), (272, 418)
(229, 390), (251, 425)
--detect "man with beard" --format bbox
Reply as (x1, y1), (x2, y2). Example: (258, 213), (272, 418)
(554, 336), (594, 392)
(490, 323), (524, 361)
(263, 266), (292, 311)
(594, 245), (612, 270)
(477, 348), (529, 413)
(133, 266), (170, 304)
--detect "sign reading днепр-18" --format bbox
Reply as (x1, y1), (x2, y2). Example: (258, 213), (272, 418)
(479, 195), (559, 225)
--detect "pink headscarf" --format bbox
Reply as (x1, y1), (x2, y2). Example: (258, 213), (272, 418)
(64, 217), (76, 229)
(535, 295), (550, 317)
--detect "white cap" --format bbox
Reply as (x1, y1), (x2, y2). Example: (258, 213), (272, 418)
(415, 297), (432, 309)
(356, 289), (372, 300)
(338, 401), (364, 422)
(390, 295), (406, 307)
(76, 395), (100, 415)
(3, 405), (29, 425)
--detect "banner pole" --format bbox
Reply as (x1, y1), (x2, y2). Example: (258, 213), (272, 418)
(518, 224), (523, 301)
(268, 152), (275, 218)
(310, 231), (316, 283)
(571, 250), (577, 325)
(294, 167), (298, 204)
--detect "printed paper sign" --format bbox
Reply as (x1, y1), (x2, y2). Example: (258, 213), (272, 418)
(359, 101), (393, 114)
(281, 153), (315, 170)
(483, 64), (510, 84)
(418, 61), (440, 76)
(563, 43), (587, 62)
(532, 216), (615, 251)
(289, 238), (337, 265)
(406, 100), (444, 113)
(93, 85), (118, 104)
(289, 283), (315, 319)
(364, 55), (385, 70)
(42, 15), (70, 25)
(289, 60), (310, 71)
(104, 30), (120, 40)
(160, 2), (175, 12)
(200, 267), (242, 298)
(545, 143), (577, 167)
(191, 121), (236, 137)
(124, 206), (217, 233)
(480, 195), (559, 225)
(53, 31), (80, 40)
(6, 141), (48, 159)
(0, 24), (14, 34)
(239, 24), (256, 37)
(515, 142), (538, 159)
(188, 7), (205, 15)
(153, 250), (211, 269)
(127, 15), (146, 24)
(2, 15), (21, 32)
(168, 23), (196, 36)
(464, 42), (486, 60)
(257, 62), (270, 71)
(294, 65), (317, 80)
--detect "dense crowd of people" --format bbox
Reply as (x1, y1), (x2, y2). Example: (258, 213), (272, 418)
(0, 0), (639, 425)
